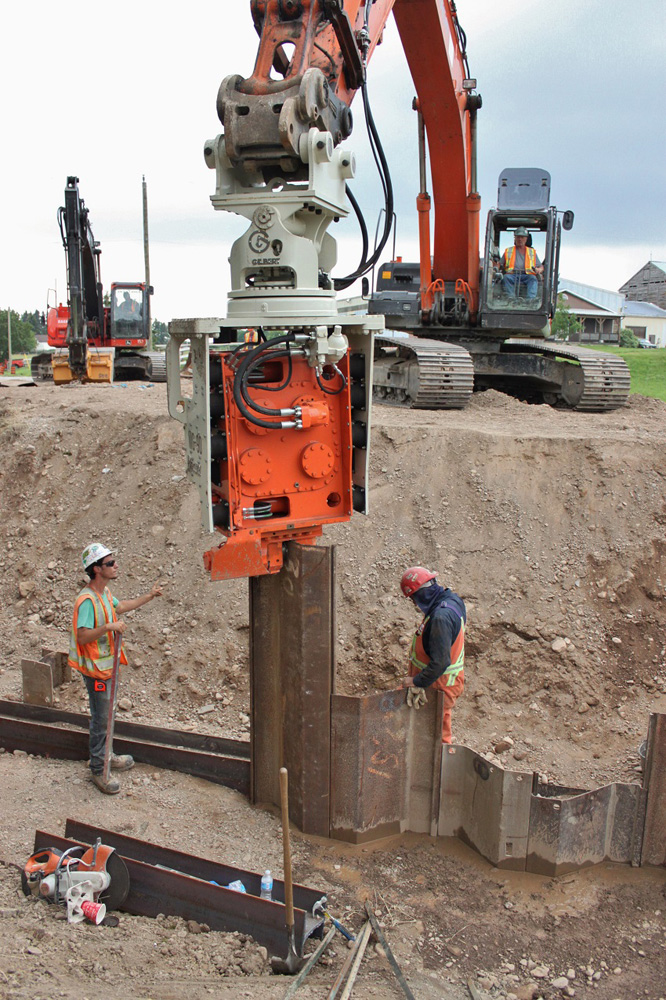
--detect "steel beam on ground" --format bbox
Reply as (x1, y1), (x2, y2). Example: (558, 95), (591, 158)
(63, 820), (324, 912)
(0, 707), (250, 793)
(0, 698), (250, 757)
(0, 714), (86, 760)
(34, 829), (323, 957)
(250, 542), (334, 837)
(641, 712), (666, 867)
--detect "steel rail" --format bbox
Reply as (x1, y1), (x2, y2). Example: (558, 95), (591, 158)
(33, 827), (324, 959)
(0, 698), (250, 757)
(0, 709), (250, 793)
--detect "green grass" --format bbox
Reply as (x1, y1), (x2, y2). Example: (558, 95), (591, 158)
(585, 345), (666, 401)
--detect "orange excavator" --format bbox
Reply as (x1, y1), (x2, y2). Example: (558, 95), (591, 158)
(167, 0), (629, 580)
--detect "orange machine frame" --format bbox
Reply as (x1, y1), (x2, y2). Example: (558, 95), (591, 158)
(204, 343), (358, 580)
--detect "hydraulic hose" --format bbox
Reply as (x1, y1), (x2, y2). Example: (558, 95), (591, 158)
(240, 349), (296, 416)
(232, 334), (299, 429)
(333, 72), (394, 289)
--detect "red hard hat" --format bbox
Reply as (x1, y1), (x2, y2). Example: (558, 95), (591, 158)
(400, 566), (437, 597)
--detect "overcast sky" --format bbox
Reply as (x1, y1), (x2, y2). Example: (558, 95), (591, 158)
(2, 1), (665, 323)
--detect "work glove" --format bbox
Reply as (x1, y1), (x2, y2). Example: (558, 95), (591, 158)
(406, 686), (427, 709)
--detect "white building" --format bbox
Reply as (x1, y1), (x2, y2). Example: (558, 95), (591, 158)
(621, 300), (666, 348)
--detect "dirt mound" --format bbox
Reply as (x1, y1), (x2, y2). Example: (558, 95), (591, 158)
(1, 382), (665, 781)
(0, 380), (665, 1000)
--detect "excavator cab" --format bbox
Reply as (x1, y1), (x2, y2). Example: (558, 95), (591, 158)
(109, 284), (150, 345)
(479, 168), (572, 334)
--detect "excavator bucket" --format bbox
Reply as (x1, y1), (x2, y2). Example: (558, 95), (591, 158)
(51, 348), (114, 384)
(86, 349), (114, 383)
(51, 350), (77, 385)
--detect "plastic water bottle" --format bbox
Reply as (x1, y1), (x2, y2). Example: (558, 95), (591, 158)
(226, 879), (246, 893)
(260, 870), (273, 901)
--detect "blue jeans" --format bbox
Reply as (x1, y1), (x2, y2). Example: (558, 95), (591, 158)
(503, 272), (537, 299)
(83, 675), (111, 774)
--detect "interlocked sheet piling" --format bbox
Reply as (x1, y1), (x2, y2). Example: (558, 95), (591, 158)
(526, 782), (645, 876)
(438, 746), (532, 870)
(330, 689), (442, 842)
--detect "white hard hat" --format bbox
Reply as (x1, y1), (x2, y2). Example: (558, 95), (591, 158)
(81, 543), (113, 570)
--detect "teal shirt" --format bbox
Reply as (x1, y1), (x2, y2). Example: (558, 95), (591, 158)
(76, 591), (119, 629)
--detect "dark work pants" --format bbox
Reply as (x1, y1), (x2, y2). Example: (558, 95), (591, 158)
(83, 675), (111, 774)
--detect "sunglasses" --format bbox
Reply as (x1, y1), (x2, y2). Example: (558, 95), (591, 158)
(102, 559), (117, 568)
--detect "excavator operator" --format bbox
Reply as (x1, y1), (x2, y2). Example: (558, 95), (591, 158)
(117, 291), (141, 320)
(499, 227), (544, 299)
(400, 567), (466, 744)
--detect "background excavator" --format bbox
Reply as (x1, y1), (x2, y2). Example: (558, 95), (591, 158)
(359, 3), (629, 411)
(31, 177), (166, 384)
(167, 0), (629, 581)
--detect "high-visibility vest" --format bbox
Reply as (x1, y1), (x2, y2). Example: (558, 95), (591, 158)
(68, 587), (128, 679)
(409, 608), (465, 690)
(503, 246), (537, 274)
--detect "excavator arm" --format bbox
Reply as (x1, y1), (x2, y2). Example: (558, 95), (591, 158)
(392, 2), (481, 310)
(58, 176), (105, 378)
(43, 176), (117, 384)
(220, 0), (479, 303)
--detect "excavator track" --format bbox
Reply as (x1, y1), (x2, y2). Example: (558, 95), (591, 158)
(112, 351), (167, 383)
(145, 352), (167, 382)
(373, 334), (474, 409)
(504, 340), (630, 411)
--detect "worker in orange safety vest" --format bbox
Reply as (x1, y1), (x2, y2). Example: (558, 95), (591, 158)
(400, 566), (466, 744)
(69, 542), (163, 794)
(499, 226), (544, 299)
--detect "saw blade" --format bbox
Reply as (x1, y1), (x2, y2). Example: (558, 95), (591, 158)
(99, 851), (130, 911)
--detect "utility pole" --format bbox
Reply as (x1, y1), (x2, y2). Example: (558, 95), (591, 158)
(6, 308), (12, 372)
(142, 175), (152, 349)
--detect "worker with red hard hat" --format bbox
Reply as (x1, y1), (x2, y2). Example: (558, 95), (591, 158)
(400, 566), (466, 744)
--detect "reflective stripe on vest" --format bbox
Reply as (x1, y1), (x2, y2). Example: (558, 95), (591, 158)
(504, 246), (537, 274)
(68, 587), (127, 679)
(410, 615), (465, 689)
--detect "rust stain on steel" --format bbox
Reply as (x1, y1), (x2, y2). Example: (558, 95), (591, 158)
(35, 829), (323, 958)
(641, 712), (666, 866)
(330, 690), (412, 841)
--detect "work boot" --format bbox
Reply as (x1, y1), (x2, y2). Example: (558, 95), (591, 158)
(91, 773), (121, 795)
(110, 754), (134, 771)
